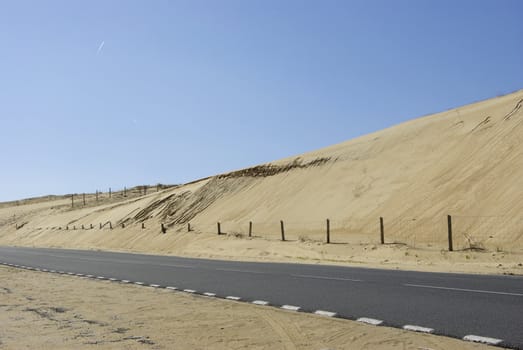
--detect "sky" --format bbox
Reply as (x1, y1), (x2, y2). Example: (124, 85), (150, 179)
(0, 0), (522, 202)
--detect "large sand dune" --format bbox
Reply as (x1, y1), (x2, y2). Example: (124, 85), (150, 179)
(1, 90), (522, 273)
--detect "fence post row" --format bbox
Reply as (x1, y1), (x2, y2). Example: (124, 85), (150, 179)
(326, 219), (330, 243)
(280, 220), (285, 241)
(447, 215), (453, 252)
(380, 217), (385, 244)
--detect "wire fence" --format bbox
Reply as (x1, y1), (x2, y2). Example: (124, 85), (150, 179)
(10, 215), (523, 254)
(185, 215), (523, 253)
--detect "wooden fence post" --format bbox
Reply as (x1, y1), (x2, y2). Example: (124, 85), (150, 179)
(280, 220), (285, 241)
(96, 190), (99, 201)
(217, 222), (221, 235)
(447, 215), (453, 251)
(161, 223), (166, 234)
(109, 187), (111, 198)
(99, 223), (102, 229)
(109, 221), (112, 230)
(71, 194), (74, 207)
(188, 223), (191, 232)
(380, 217), (385, 244)
(90, 224), (93, 229)
(142, 223), (145, 229)
(121, 223), (125, 228)
(326, 219), (330, 243)
(83, 193), (86, 206)
(249, 221), (252, 237)
(82, 224), (84, 230)
(124, 187), (127, 197)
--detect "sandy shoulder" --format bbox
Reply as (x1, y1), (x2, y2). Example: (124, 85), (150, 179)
(0, 266), (498, 350)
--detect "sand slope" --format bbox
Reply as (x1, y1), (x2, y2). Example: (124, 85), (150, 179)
(1, 90), (523, 269)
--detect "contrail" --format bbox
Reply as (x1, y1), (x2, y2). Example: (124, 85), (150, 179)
(97, 41), (105, 54)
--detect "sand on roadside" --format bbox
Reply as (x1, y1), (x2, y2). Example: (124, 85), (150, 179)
(0, 266), (499, 350)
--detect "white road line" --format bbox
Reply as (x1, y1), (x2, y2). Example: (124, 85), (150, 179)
(42, 269), (48, 272)
(166, 286), (177, 290)
(184, 289), (196, 293)
(357, 317), (383, 326)
(150, 284), (160, 288)
(215, 268), (267, 275)
(109, 278), (117, 281)
(252, 300), (270, 306)
(463, 335), (503, 345)
(314, 310), (337, 317)
(226, 296), (241, 301)
(281, 305), (301, 311)
(85, 275), (94, 278)
(49, 270), (56, 273)
(404, 283), (523, 297)
(292, 274), (362, 282)
(76, 274), (84, 276)
(121, 280), (130, 283)
(134, 282), (144, 285)
(97, 276), (105, 279)
(203, 292), (216, 297)
(403, 325), (434, 333)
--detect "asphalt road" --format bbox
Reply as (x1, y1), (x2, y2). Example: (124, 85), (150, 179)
(0, 246), (522, 348)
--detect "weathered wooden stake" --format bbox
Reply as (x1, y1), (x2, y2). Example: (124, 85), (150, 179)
(280, 220), (285, 241)
(66, 226), (69, 230)
(326, 219), (330, 243)
(82, 224), (84, 230)
(188, 223), (191, 232)
(161, 223), (166, 234)
(142, 223), (145, 229)
(99, 223), (102, 229)
(109, 221), (112, 229)
(109, 187), (112, 198)
(121, 223), (125, 228)
(90, 224), (93, 229)
(124, 187), (127, 197)
(380, 217), (385, 244)
(217, 222), (221, 235)
(249, 221), (253, 237)
(71, 194), (74, 207)
(96, 190), (99, 201)
(83, 193), (86, 205)
(447, 215), (453, 252)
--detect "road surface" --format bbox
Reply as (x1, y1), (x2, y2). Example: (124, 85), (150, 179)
(0, 246), (521, 348)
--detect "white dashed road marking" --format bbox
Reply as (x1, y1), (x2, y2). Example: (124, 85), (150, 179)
(403, 325), (434, 333)
(463, 335), (503, 345)
(203, 292), (216, 297)
(404, 283), (523, 297)
(184, 289), (196, 293)
(357, 317), (383, 326)
(292, 274), (362, 282)
(252, 300), (269, 306)
(281, 305), (301, 311)
(314, 310), (337, 317)
(226, 296), (241, 301)
(166, 286), (177, 290)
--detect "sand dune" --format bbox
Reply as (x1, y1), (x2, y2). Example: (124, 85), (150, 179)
(1, 90), (522, 273)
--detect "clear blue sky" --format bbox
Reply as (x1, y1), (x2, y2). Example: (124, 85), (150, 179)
(1, 0), (522, 201)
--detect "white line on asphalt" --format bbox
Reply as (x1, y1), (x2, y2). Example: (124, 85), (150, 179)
(76, 273), (84, 276)
(109, 278), (117, 281)
(281, 305), (301, 311)
(403, 325), (434, 333)
(252, 300), (269, 306)
(150, 284), (160, 288)
(404, 283), (523, 297)
(166, 286), (177, 290)
(215, 268), (267, 275)
(121, 280), (130, 283)
(134, 282), (144, 285)
(357, 317), (383, 325)
(226, 296), (241, 301)
(203, 292), (216, 297)
(292, 274), (362, 282)
(463, 335), (503, 345)
(314, 310), (337, 317)
(97, 276), (105, 279)
(184, 289), (196, 293)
